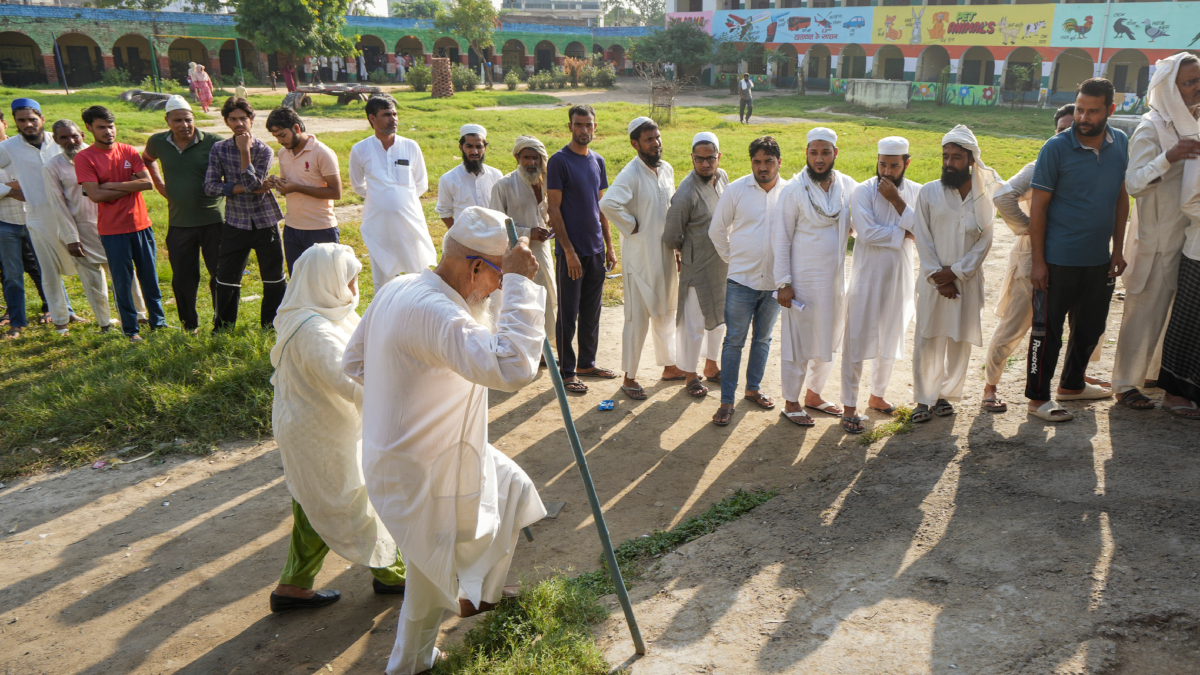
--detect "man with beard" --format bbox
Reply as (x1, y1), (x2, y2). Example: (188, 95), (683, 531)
(986, 105), (1108, 413)
(772, 127), (857, 430)
(0, 109), (53, 338)
(437, 125), (503, 228)
(911, 126), (998, 423)
(490, 135), (557, 349)
(1113, 53), (1200, 415)
(708, 136), (788, 426)
(841, 136), (920, 432)
(345, 206), (547, 675)
(1025, 79), (1129, 422)
(350, 95), (436, 291)
(265, 106), (343, 274)
(0, 98), (87, 336)
(600, 117), (685, 399)
(547, 104), (618, 393)
(76, 106), (168, 342)
(44, 119), (144, 333)
(663, 132), (728, 396)
(143, 95), (224, 332)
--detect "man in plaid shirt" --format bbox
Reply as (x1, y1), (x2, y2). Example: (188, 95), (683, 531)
(204, 97), (286, 331)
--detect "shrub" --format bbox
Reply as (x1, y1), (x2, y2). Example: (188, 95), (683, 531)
(407, 62), (431, 92)
(367, 69), (390, 84)
(592, 62), (617, 88)
(564, 57), (587, 87)
(100, 68), (132, 87)
(551, 66), (569, 89)
(450, 63), (480, 92)
(138, 75), (187, 94)
(504, 68), (520, 90)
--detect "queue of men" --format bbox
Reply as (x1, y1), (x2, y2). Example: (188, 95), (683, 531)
(3, 52), (1200, 675)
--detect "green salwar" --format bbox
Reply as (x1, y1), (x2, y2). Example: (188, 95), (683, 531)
(278, 499), (406, 589)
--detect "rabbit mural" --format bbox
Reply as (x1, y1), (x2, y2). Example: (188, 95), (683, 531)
(928, 11), (948, 41)
(910, 8), (925, 45)
(884, 15), (902, 42)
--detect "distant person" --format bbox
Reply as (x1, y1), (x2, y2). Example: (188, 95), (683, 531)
(143, 95), (224, 332)
(192, 64), (214, 113)
(265, 106), (342, 274)
(350, 95), (435, 290)
(436, 124), (502, 227)
(663, 132), (728, 396)
(75, 105), (168, 342)
(203, 97), (287, 331)
(1025, 78), (1129, 422)
(546, 104), (617, 392)
(739, 73), (754, 124)
(268, 243), (406, 614)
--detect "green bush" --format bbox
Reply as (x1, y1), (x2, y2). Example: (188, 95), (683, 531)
(450, 63), (480, 92)
(504, 68), (520, 91)
(138, 76), (187, 94)
(407, 62), (431, 92)
(592, 62), (617, 88)
(551, 66), (569, 89)
(367, 69), (390, 84)
(100, 68), (132, 87)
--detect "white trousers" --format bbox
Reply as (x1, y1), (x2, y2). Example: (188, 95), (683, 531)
(1112, 258), (1173, 394)
(984, 274), (1101, 386)
(621, 277), (676, 376)
(370, 255), (400, 293)
(675, 286), (724, 373)
(840, 355), (895, 408)
(913, 333), (972, 406)
(781, 357), (834, 403)
(27, 225), (144, 326)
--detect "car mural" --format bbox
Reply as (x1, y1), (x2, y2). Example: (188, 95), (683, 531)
(843, 15), (866, 29)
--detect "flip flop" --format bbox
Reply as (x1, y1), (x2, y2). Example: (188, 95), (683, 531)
(744, 392), (775, 409)
(841, 416), (864, 434)
(781, 410), (814, 426)
(869, 405), (896, 415)
(706, 371), (721, 382)
(621, 385), (648, 400)
(933, 399), (955, 417)
(1056, 383), (1112, 401)
(1165, 401), (1200, 420)
(806, 402), (842, 416)
(1117, 388), (1155, 411)
(712, 408), (733, 426)
(577, 367), (618, 379)
(686, 379), (709, 397)
(662, 374), (687, 381)
(982, 397), (1008, 413)
(1029, 400), (1074, 422)
(564, 380), (588, 393)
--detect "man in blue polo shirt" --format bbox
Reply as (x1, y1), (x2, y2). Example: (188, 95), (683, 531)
(1025, 77), (1130, 422)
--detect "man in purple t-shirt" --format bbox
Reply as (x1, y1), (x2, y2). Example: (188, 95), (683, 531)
(547, 104), (618, 392)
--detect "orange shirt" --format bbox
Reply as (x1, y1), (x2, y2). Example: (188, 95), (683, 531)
(278, 136), (339, 231)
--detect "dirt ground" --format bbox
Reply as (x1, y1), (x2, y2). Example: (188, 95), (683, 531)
(3, 134), (1199, 673)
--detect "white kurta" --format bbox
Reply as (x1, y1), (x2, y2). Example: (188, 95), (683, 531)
(489, 171), (557, 346)
(349, 135), (436, 287)
(913, 180), (993, 346)
(273, 317), (397, 567)
(345, 269), (547, 674)
(846, 176), (920, 362)
(772, 170), (857, 365)
(435, 163), (503, 220)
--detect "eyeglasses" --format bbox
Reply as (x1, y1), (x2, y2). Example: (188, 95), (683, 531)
(466, 255), (503, 279)
(692, 155), (719, 164)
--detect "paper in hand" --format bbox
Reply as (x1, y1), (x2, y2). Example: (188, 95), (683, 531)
(771, 291), (805, 312)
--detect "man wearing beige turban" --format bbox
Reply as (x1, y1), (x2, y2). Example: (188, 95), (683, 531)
(490, 135), (557, 348)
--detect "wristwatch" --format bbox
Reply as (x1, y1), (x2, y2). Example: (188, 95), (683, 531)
(777, 282), (791, 290)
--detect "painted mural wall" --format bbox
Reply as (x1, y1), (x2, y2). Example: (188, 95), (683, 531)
(711, 9), (873, 46)
(880, 7), (1051, 48)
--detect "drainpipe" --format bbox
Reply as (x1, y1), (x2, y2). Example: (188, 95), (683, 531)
(1095, 0), (1112, 78)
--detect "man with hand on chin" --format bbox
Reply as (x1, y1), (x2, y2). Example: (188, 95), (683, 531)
(204, 97), (286, 331)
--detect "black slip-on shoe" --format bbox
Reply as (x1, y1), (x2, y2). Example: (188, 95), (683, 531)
(269, 589), (341, 613)
(373, 578), (406, 595)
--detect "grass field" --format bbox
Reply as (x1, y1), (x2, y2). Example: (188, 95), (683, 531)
(0, 84), (1051, 479)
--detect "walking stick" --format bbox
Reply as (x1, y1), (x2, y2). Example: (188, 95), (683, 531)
(505, 219), (646, 655)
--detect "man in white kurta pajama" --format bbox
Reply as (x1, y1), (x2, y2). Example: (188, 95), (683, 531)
(349, 96), (437, 291)
(436, 124), (502, 227)
(268, 243), (406, 613)
(599, 117), (685, 398)
(772, 127), (857, 429)
(911, 126), (998, 422)
(490, 135), (558, 348)
(346, 207), (547, 675)
(842, 137), (920, 427)
(1112, 52), (1200, 410)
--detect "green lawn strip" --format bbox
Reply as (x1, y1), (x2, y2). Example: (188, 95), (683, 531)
(243, 89), (561, 119)
(858, 405), (916, 446)
(433, 488), (777, 674)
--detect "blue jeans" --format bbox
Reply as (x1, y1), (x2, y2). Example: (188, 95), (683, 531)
(101, 228), (167, 336)
(0, 221), (30, 329)
(719, 279), (781, 405)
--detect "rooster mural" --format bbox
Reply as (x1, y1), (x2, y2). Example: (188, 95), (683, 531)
(1061, 15), (1094, 40)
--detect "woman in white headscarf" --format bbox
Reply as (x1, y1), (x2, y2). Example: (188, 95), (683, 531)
(267, 243), (406, 613)
(191, 64), (214, 113)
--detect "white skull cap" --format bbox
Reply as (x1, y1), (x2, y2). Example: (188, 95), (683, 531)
(446, 206), (510, 256)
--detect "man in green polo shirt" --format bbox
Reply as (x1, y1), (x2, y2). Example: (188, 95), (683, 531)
(142, 95), (225, 332)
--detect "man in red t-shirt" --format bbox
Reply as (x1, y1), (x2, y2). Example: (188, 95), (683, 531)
(75, 105), (167, 341)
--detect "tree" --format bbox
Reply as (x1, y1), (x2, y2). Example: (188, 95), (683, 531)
(88, 0), (221, 10)
(628, 20), (712, 71)
(347, 0), (376, 16)
(235, 0), (356, 63)
(602, 0), (664, 28)
(390, 0), (441, 19)
(434, 0), (499, 83)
